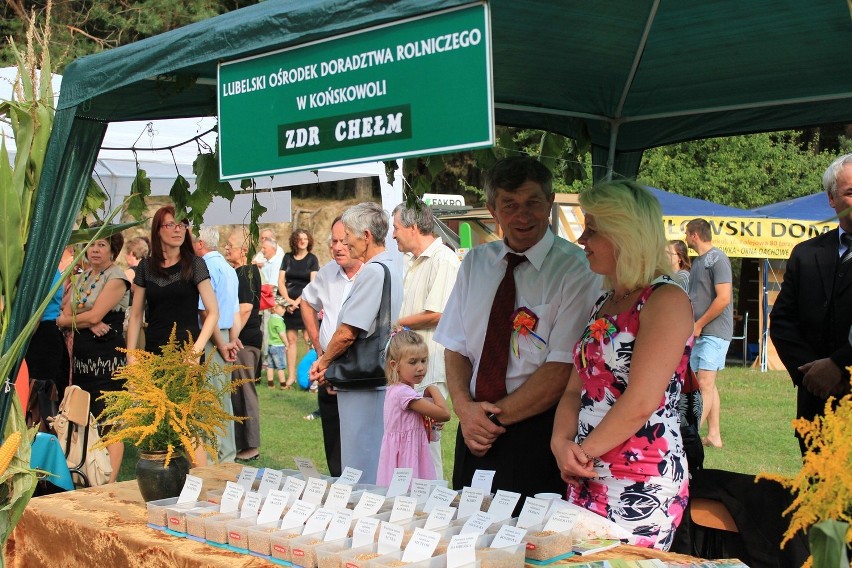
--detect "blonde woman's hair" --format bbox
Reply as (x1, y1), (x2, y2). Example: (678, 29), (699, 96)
(579, 180), (672, 290)
(384, 330), (428, 385)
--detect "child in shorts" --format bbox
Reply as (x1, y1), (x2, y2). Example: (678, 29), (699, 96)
(267, 297), (289, 389)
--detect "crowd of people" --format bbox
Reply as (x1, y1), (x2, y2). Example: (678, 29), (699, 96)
(22, 151), (852, 552)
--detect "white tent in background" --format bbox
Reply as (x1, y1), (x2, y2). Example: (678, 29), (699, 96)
(1, 66), (402, 223)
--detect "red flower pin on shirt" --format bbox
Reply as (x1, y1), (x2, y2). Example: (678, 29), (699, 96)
(511, 307), (547, 357)
(579, 317), (617, 368)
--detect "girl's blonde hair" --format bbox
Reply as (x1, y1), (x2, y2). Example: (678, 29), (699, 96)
(385, 330), (428, 385)
(579, 180), (672, 290)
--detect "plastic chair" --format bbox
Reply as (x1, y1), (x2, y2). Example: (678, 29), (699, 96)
(729, 311), (749, 365)
(59, 387), (93, 488)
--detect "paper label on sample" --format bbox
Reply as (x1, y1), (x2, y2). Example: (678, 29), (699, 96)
(258, 468), (284, 498)
(304, 507), (335, 535)
(457, 487), (485, 519)
(257, 490), (289, 524)
(220, 481), (245, 514)
(386, 468), (413, 498)
(282, 476), (306, 501)
(242, 491), (263, 519)
(281, 499), (316, 527)
(237, 467), (258, 491)
(177, 475), (202, 504)
(389, 495), (418, 523)
(517, 496), (549, 529)
(487, 489), (521, 521)
(423, 486), (457, 513)
(324, 483), (353, 510)
(353, 491), (385, 519)
(294, 456), (322, 480)
(302, 477), (328, 505)
(410, 478), (431, 503)
(447, 533), (478, 568)
(460, 511), (492, 535)
(352, 516), (381, 548)
(401, 527), (441, 563)
(491, 524), (527, 549)
(377, 521), (404, 554)
(336, 466), (363, 485)
(324, 509), (353, 541)
(470, 469), (495, 493)
(544, 507), (580, 533)
(424, 505), (455, 530)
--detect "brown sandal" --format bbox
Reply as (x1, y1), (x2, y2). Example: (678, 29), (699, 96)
(267, 380), (275, 389)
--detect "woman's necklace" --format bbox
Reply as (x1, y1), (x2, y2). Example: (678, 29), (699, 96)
(610, 287), (640, 305)
(76, 265), (110, 309)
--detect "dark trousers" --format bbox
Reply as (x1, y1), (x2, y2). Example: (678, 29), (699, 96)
(453, 405), (564, 515)
(232, 346), (262, 451)
(319, 387), (342, 477)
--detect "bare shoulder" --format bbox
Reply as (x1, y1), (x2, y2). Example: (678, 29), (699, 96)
(642, 281), (692, 320)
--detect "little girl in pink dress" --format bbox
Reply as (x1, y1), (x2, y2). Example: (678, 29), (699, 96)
(376, 331), (450, 486)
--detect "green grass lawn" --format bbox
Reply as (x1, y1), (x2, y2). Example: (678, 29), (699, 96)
(119, 364), (802, 482)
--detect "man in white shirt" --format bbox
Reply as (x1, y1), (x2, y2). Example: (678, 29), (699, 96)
(301, 217), (363, 476)
(254, 229), (285, 287)
(435, 157), (600, 499)
(392, 202), (460, 480)
(195, 226), (241, 463)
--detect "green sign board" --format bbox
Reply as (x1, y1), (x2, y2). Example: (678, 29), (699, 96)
(217, 3), (493, 180)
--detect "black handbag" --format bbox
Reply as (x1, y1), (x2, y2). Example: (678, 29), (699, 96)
(679, 363), (705, 474)
(325, 262), (390, 390)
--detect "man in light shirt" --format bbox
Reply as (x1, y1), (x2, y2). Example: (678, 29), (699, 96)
(196, 226), (241, 463)
(301, 217), (363, 476)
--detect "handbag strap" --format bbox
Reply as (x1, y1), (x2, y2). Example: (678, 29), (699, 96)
(374, 262), (391, 351)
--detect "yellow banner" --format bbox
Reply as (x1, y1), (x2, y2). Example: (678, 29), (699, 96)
(663, 216), (836, 259)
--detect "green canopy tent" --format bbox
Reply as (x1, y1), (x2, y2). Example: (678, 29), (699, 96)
(7, 0), (852, 422)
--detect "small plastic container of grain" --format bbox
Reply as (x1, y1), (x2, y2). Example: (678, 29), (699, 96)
(269, 526), (306, 563)
(315, 537), (352, 568)
(204, 512), (239, 546)
(146, 497), (180, 529)
(290, 531), (347, 568)
(226, 516), (259, 551)
(165, 502), (218, 535)
(520, 523), (573, 562)
(247, 521), (283, 556)
(475, 533), (526, 568)
(186, 508), (225, 541)
(338, 542), (387, 568)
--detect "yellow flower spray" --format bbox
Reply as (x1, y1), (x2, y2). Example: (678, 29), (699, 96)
(758, 366), (852, 567)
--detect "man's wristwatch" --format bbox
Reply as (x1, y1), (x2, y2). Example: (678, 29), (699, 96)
(485, 412), (504, 427)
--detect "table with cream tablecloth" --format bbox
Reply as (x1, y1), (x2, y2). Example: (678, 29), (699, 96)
(4, 462), (273, 568)
(5, 461), (708, 567)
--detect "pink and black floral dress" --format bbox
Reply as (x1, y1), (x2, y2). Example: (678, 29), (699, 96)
(567, 276), (692, 550)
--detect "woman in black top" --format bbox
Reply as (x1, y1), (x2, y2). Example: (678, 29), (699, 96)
(277, 229), (319, 388)
(126, 206), (222, 362)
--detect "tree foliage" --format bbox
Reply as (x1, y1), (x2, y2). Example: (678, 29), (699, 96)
(0, 0), (260, 70)
(637, 131), (836, 209)
(401, 126), (591, 207)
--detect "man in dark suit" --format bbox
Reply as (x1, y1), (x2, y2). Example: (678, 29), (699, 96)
(770, 153), (852, 455)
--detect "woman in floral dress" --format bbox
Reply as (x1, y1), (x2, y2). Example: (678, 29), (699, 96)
(551, 181), (694, 550)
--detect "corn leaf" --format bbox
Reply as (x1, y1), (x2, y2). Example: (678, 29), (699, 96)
(0, 139), (24, 313)
(0, 397), (37, 549)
